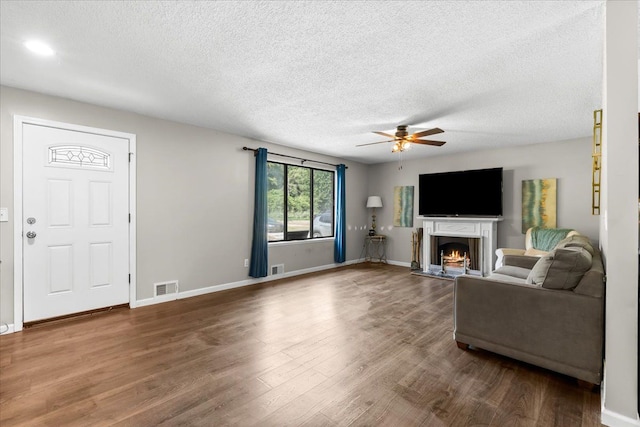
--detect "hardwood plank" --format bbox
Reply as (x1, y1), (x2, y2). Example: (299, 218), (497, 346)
(582, 389), (603, 427)
(0, 264), (602, 426)
(217, 367), (328, 426)
(537, 376), (587, 427)
(299, 411), (337, 427)
(489, 366), (550, 426)
(442, 396), (497, 427)
(257, 393), (331, 427)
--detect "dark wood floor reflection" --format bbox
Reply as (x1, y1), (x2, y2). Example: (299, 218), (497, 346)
(0, 264), (601, 426)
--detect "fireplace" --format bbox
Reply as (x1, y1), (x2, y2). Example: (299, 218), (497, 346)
(418, 216), (502, 277)
(430, 236), (481, 275)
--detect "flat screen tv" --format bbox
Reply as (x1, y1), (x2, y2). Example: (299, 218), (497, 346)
(419, 167), (503, 217)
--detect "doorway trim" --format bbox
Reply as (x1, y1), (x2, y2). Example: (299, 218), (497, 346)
(13, 116), (137, 332)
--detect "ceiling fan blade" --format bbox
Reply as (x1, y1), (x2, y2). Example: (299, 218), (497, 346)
(411, 139), (446, 147)
(373, 131), (396, 138)
(356, 139), (395, 147)
(411, 127), (444, 138)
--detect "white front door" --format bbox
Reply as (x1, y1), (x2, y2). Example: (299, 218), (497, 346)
(22, 123), (130, 322)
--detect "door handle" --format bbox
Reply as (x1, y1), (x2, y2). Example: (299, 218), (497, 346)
(26, 231), (36, 239)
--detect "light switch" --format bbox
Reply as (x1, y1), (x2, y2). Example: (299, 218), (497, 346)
(0, 208), (7, 222)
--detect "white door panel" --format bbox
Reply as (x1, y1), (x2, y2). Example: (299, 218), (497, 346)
(23, 124), (129, 322)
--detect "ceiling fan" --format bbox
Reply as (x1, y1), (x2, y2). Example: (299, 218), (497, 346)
(357, 125), (446, 152)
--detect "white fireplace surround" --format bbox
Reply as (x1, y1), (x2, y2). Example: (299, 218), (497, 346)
(418, 216), (502, 276)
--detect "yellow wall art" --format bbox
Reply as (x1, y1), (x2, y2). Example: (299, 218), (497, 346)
(522, 178), (557, 233)
(393, 186), (414, 227)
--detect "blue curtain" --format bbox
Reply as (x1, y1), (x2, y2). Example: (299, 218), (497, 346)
(249, 148), (268, 277)
(334, 164), (346, 263)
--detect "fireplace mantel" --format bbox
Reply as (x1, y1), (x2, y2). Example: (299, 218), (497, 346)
(417, 216), (503, 276)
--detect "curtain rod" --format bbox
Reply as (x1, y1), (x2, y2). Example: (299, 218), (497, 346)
(242, 147), (347, 169)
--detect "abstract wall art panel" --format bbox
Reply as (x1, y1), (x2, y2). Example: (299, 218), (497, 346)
(522, 178), (557, 233)
(394, 186), (414, 227)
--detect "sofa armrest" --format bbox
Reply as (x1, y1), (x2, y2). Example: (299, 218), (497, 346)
(503, 255), (539, 270)
(495, 248), (526, 269)
(454, 275), (603, 381)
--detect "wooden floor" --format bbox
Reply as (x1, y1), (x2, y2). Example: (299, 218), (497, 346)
(1, 264), (601, 426)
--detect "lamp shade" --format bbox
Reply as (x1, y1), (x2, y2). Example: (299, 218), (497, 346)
(366, 196), (383, 208)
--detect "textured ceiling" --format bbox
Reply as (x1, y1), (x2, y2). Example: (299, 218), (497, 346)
(1, 1), (609, 164)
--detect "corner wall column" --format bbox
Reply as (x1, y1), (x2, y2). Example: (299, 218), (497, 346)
(600, 0), (639, 424)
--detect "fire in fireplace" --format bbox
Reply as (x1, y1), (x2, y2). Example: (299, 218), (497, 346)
(441, 248), (470, 269)
(430, 236), (481, 273)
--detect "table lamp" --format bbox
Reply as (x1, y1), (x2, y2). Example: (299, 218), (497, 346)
(366, 196), (383, 235)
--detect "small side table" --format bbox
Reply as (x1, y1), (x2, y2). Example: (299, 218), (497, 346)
(364, 235), (387, 263)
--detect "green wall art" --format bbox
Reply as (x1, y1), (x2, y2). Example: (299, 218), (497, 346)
(393, 186), (414, 227)
(522, 178), (557, 233)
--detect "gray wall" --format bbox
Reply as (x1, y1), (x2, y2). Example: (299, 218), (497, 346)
(366, 137), (600, 265)
(0, 86), (369, 324)
(0, 86), (603, 326)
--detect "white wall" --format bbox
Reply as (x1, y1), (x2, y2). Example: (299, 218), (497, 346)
(366, 137), (600, 266)
(0, 86), (370, 325)
(600, 1), (639, 424)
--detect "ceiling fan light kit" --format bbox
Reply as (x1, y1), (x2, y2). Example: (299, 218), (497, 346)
(358, 125), (446, 153)
(392, 141), (411, 153)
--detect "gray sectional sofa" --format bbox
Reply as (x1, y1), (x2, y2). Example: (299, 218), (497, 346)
(453, 234), (605, 385)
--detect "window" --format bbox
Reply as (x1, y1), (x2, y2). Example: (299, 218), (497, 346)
(267, 161), (334, 242)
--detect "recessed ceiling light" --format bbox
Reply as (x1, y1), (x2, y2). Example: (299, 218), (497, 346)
(24, 40), (55, 56)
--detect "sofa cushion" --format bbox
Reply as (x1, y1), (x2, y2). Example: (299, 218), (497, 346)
(493, 265), (532, 280)
(573, 249), (605, 297)
(555, 235), (595, 256)
(486, 273), (529, 285)
(526, 247), (593, 290)
(502, 255), (540, 270)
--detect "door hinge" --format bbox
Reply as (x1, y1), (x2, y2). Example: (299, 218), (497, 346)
(129, 152), (133, 162)
(128, 213), (131, 223)
(128, 274), (131, 284)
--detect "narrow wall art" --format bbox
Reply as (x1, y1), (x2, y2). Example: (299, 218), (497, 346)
(393, 186), (414, 227)
(522, 178), (557, 233)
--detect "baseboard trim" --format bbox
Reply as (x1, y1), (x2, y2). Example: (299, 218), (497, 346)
(0, 323), (15, 335)
(136, 259), (364, 308)
(601, 408), (640, 427)
(600, 361), (640, 427)
(387, 260), (411, 268)
(2, 259), (399, 331)
(136, 293), (178, 307)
